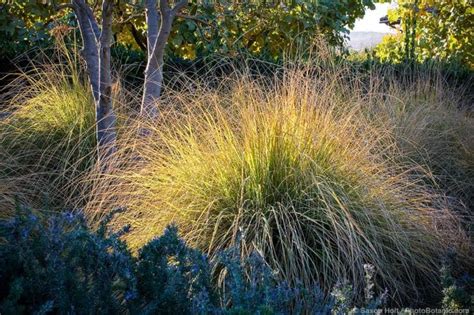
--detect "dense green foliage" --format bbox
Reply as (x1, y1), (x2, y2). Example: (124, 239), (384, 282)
(136, 0), (375, 60)
(0, 1), (57, 59)
(0, 1), (375, 61)
(0, 206), (393, 314)
(375, 0), (473, 68)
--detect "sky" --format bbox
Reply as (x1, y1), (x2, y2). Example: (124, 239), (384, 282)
(351, 3), (397, 34)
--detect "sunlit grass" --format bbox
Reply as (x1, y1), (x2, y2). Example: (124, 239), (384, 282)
(0, 46), (470, 303)
(86, 66), (467, 301)
(0, 49), (97, 214)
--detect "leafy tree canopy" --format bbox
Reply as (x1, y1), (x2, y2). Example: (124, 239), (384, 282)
(0, 0), (376, 60)
(375, 0), (473, 68)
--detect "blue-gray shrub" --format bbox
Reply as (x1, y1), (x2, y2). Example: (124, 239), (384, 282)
(0, 205), (391, 314)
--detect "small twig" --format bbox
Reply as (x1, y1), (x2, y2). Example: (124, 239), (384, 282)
(176, 13), (213, 27)
(117, 12), (143, 24)
(171, 0), (187, 15)
(55, 3), (75, 11)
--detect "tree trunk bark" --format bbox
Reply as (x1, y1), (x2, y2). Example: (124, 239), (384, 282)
(141, 0), (187, 119)
(141, 0), (162, 119)
(74, 0), (100, 101)
(71, 0), (117, 169)
(96, 0), (117, 166)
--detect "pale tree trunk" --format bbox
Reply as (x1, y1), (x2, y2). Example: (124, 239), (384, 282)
(141, 0), (187, 119)
(68, 0), (117, 168)
(65, 0), (187, 159)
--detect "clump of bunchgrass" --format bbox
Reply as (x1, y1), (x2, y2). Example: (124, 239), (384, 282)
(87, 65), (465, 301)
(365, 71), (474, 211)
(0, 47), (97, 213)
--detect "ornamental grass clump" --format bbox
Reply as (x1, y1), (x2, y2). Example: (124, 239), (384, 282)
(376, 75), (473, 210)
(0, 47), (108, 214)
(87, 66), (464, 301)
(0, 62), (95, 214)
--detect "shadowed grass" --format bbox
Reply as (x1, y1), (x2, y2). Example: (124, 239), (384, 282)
(368, 74), (474, 210)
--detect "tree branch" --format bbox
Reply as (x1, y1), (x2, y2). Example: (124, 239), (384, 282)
(55, 3), (75, 11)
(171, 0), (187, 15)
(117, 12), (143, 25)
(129, 22), (147, 52)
